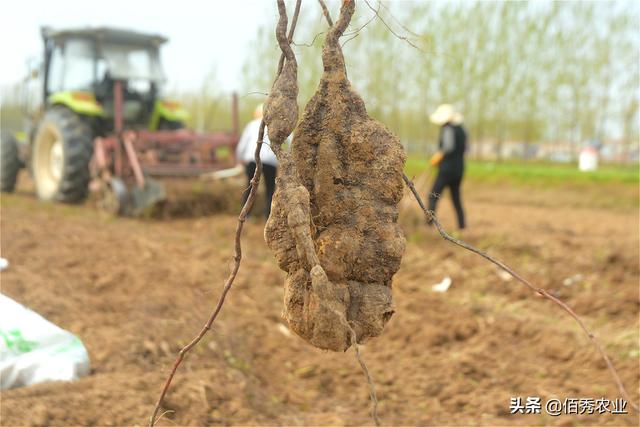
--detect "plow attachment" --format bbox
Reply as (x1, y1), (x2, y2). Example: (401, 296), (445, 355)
(91, 126), (238, 217)
(89, 83), (239, 217)
(128, 178), (166, 216)
(95, 176), (166, 216)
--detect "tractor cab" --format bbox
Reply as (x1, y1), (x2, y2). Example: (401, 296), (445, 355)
(41, 27), (184, 130)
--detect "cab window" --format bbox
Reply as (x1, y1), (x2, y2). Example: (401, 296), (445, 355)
(48, 38), (96, 93)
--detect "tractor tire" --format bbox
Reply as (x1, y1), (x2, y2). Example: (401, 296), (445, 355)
(1, 132), (21, 192)
(32, 107), (93, 203)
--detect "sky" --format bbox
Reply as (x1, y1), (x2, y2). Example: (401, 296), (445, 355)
(0, 0), (279, 93)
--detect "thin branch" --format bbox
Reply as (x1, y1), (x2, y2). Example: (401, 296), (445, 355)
(361, 0), (462, 69)
(150, 410), (174, 426)
(378, 0), (421, 37)
(344, 0), (379, 36)
(402, 173), (639, 413)
(149, 127), (266, 427)
(277, 0), (302, 72)
(341, 33), (359, 48)
(317, 0), (334, 27)
(148, 2), (302, 425)
(363, 0), (423, 52)
(289, 0), (302, 39)
(292, 31), (325, 48)
(240, 91), (269, 98)
(349, 325), (380, 426)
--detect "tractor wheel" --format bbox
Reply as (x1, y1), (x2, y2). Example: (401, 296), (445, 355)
(32, 107), (93, 203)
(0, 132), (21, 192)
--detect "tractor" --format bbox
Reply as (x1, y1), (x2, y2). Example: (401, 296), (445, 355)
(1, 27), (239, 215)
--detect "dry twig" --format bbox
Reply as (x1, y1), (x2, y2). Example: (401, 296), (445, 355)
(349, 324), (380, 426)
(240, 91), (270, 98)
(361, 0), (462, 69)
(317, 0), (334, 27)
(148, 2), (302, 425)
(341, 33), (360, 48)
(362, 0), (422, 51)
(292, 31), (325, 47)
(344, 0), (379, 36)
(378, 0), (421, 37)
(402, 173), (639, 413)
(277, 0), (302, 73)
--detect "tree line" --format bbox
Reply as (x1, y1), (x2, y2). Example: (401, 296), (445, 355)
(1, 1), (637, 161)
(231, 0), (639, 159)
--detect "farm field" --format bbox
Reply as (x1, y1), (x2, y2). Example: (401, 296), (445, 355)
(1, 171), (638, 426)
(405, 157), (640, 185)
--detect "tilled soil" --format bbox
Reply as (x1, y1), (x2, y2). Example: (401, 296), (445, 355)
(1, 176), (638, 426)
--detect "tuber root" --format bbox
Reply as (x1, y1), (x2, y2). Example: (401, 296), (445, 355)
(265, 0), (406, 352)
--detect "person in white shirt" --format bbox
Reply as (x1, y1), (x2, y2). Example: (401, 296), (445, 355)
(235, 104), (279, 218)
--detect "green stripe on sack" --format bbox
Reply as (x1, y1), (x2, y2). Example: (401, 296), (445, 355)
(0, 330), (38, 353)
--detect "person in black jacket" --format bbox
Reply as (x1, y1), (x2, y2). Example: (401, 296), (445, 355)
(427, 104), (467, 229)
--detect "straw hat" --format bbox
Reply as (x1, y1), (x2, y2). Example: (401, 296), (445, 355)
(253, 103), (264, 120)
(429, 104), (463, 126)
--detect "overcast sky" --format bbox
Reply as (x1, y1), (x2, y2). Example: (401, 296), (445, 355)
(0, 0), (280, 93)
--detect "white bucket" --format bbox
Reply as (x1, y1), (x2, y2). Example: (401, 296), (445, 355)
(579, 147), (598, 172)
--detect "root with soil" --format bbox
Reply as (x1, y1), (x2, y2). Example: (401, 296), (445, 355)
(265, 0), (406, 354)
(263, 0), (386, 423)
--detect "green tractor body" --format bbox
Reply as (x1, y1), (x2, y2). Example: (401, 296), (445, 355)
(42, 27), (188, 129)
(1, 27), (238, 214)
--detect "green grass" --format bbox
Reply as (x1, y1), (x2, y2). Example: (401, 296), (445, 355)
(405, 156), (639, 186)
